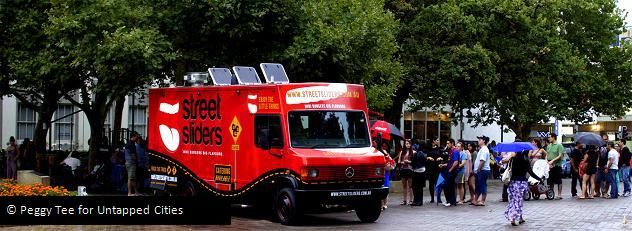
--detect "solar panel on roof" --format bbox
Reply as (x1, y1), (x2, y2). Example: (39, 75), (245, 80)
(260, 63), (290, 83)
(208, 68), (237, 85)
(232, 66), (262, 84)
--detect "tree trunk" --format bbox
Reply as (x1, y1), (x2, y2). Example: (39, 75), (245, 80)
(111, 97), (126, 147)
(506, 122), (533, 141)
(86, 113), (106, 170)
(384, 80), (412, 129)
(31, 91), (59, 173)
(32, 109), (55, 172)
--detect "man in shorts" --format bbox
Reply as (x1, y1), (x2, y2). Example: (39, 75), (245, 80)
(546, 133), (565, 199)
(125, 132), (140, 196)
(473, 135), (491, 206)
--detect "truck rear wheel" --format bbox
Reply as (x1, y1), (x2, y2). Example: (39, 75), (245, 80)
(355, 200), (381, 223)
(274, 188), (300, 225)
(179, 181), (198, 196)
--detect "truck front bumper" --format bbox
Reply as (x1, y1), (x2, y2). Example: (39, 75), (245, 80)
(295, 187), (389, 207)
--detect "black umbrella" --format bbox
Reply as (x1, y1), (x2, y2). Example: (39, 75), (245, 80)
(574, 132), (605, 146)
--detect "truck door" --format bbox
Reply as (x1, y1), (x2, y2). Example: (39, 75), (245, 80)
(254, 114), (284, 160)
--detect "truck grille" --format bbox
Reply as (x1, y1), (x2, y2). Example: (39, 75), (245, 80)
(316, 165), (380, 181)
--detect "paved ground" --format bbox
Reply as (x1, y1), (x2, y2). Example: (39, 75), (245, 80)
(1, 179), (631, 230)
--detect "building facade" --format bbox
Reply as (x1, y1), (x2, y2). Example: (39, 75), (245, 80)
(0, 91), (148, 151)
(401, 101), (632, 144)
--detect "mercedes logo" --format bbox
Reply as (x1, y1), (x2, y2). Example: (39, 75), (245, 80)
(345, 167), (355, 178)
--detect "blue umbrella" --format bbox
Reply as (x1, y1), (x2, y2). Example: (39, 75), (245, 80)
(574, 132), (605, 146)
(492, 142), (538, 153)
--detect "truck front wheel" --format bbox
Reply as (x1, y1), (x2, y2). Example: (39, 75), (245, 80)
(355, 200), (381, 223)
(274, 188), (300, 225)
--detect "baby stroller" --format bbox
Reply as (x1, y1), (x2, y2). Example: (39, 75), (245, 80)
(525, 159), (555, 200)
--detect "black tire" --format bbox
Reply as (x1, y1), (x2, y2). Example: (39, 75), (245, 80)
(355, 200), (382, 223)
(179, 181), (197, 197)
(545, 190), (555, 200)
(533, 192), (540, 200)
(274, 188), (300, 225)
(524, 190), (531, 201)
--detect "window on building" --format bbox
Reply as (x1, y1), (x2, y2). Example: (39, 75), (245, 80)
(16, 103), (36, 140)
(54, 104), (74, 142)
(128, 105), (147, 138)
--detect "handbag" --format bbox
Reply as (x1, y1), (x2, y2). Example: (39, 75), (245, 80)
(501, 159), (513, 183)
(579, 160), (586, 176)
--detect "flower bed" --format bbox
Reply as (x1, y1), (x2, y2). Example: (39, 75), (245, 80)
(0, 179), (73, 196)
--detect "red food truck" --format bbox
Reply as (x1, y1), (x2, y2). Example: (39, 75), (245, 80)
(147, 64), (387, 224)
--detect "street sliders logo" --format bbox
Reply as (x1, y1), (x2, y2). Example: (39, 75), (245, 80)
(181, 94), (223, 146)
(159, 94), (223, 152)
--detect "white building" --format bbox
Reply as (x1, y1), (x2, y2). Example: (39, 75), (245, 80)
(0, 92), (148, 151)
(401, 101), (632, 144)
(400, 102), (516, 144)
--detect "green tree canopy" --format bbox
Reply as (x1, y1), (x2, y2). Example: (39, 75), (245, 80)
(46, 0), (174, 168)
(0, 0), (80, 156)
(393, 0), (632, 139)
(282, 0), (402, 111)
(151, 0), (400, 112)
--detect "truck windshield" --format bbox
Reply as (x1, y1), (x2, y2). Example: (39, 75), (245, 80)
(288, 111), (370, 148)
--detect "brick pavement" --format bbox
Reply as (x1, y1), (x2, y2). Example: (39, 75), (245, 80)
(1, 179), (630, 230)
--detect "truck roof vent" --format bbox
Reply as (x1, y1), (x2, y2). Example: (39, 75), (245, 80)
(208, 68), (238, 85)
(232, 66), (262, 85)
(184, 72), (209, 86)
(260, 63), (290, 83)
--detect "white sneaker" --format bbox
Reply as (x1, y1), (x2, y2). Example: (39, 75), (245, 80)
(443, 203), (452, 207)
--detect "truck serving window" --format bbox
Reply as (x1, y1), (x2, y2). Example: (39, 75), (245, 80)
(255, 115), (283, 148)
(288, 111), (370, 148)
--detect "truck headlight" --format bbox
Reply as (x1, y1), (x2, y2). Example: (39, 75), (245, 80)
(301, 168), (319, 178)
(375, 167), (383, 176)
(309, 169), (319, 178)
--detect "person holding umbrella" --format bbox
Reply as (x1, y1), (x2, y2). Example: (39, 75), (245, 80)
(503, 150), (543, 226)
(574, 132), (608, 198)
(580, 145), (598, 199)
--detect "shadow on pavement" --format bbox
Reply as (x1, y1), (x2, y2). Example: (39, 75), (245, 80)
(230, 207), (364, 227)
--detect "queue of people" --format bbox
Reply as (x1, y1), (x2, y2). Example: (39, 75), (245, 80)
(377, 132), (632, 226)
(377, 135), (494, 208)
(2, 132), (148, 197)
(3, 136), (36, 180)
(574, 135), (631, 199)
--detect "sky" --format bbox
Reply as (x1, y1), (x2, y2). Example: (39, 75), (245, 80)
(620, 0), (632, 27)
